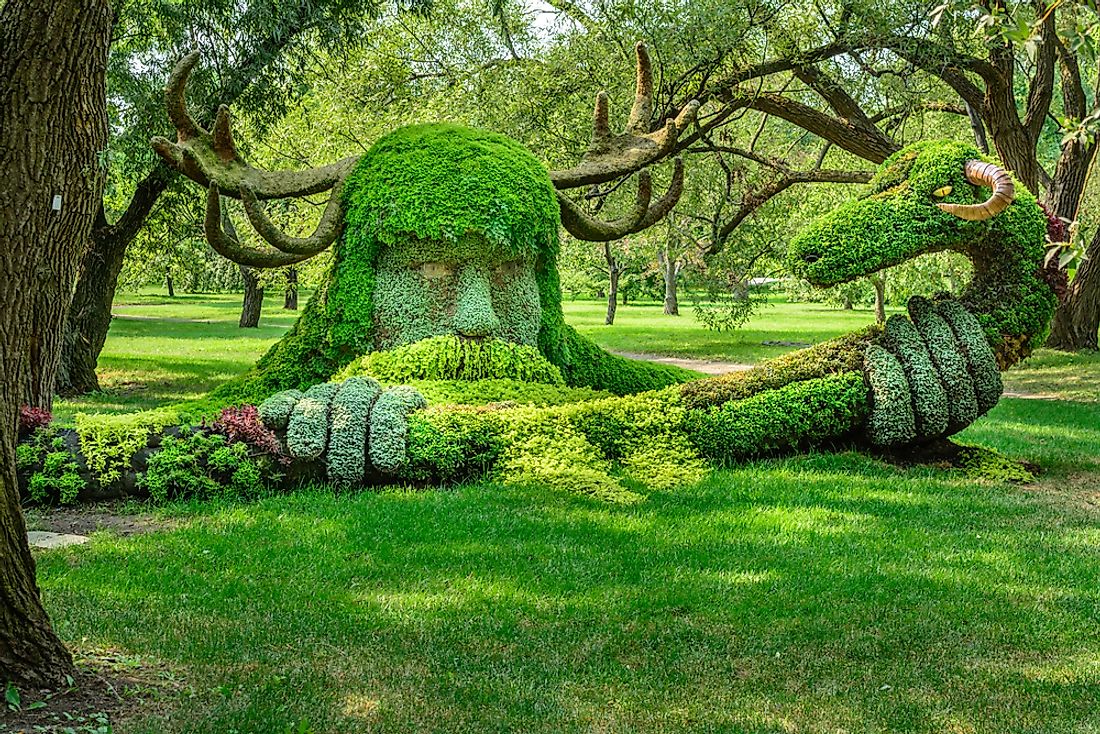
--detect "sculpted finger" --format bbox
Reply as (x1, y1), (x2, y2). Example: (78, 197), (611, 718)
(864, 344), (916, 447)
(326, 377), (382, 485)
(882, 315), (949, 439)
(934, 299), (1002, 414)
(286, 381), (340, 460)
(369, 386), (428, 474)
(908, 296), (978, 432)
(258, 389), (303, 430)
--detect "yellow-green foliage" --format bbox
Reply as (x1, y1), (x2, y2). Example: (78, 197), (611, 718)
(680, 327), (876, 409)
(76, 408), (179, 484)
(410, 379), (611, 407)
(338, 336), (564, 385)
(620, 434), (708, 490)
(28, 441), (85, 506)
(139, 431), (266, 503)
(957, 446), (1036, 483)
(686, 372), (869, 462)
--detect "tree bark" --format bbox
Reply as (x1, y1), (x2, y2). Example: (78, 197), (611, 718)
(284, 267), (298, 310)
(239, 266), (265, 328)
(658, 247), (680, 316)
(0, 0), (112, 687)
(1047, 230), (1100, 351)
(605, 270), (619, 325)
(872, 276), (887, 325)
(166, 267), (175, 298)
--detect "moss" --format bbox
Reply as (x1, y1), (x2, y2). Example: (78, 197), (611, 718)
(957, 445), (1035, 483)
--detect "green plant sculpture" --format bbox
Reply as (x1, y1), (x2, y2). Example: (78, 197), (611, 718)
(15, 52), (1060, 505)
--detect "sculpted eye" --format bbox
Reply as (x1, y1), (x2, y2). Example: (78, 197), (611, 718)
(932, 185), (953, 198)
(417, 262), (453, 279)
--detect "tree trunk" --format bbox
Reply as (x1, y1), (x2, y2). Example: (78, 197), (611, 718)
(166, 267), (175, 298)
(658, 248), (680, 316)
(1047, 230), (1100, 351)
(872, 276), (887, 324)
(605, 270), (620, 325)
(239, 266), (265, 328)
(284, 267), (298, 310)
(0, 0), (112, 687)
(57, 170), (171, 396)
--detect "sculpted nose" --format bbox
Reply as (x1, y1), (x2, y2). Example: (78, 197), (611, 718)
(453, 265), (501, 338)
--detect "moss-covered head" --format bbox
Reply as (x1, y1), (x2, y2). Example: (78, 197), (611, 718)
(788, 141), (1001, 285)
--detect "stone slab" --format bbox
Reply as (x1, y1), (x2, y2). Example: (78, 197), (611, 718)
(27, 531), (89, 549)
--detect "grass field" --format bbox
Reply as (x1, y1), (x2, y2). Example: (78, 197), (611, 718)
(27, 291), (1100, 733)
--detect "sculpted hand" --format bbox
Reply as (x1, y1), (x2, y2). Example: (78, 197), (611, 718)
(864, 296), (1002, 447)
(258, 378), (426, 483)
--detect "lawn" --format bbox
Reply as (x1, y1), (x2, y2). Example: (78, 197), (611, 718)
(27, 291), (1100, 733)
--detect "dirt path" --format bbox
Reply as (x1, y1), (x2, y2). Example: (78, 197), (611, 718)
(612, 351), (753, 375)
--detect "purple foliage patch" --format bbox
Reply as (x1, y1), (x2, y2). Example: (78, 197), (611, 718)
(212, 405), (290, 466)
(18, 405), (52, 437)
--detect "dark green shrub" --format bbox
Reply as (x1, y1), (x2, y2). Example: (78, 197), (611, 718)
(139, 431), (266, 503)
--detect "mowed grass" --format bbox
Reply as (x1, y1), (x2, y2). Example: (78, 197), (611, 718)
(34, 290), (1100, 733)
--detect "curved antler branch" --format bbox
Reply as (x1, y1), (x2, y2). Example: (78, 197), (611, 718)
(550, 42), (700, 189)
(151, 54), (357, 199)
(204, 186), (317, 268)
(559, 158), (685, 241)
(240, 182), (346, 255)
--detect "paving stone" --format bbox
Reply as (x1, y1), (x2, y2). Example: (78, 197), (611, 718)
(27, 531), (89, 549)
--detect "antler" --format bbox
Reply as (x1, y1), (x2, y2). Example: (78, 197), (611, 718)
(550, 42), (700, 189)
(151, 52), (356, 266)
(558, 159), (684, 241)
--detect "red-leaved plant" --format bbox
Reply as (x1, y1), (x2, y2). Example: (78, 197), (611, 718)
(211, 405), (289, 466)
(18, 405), (52, 437)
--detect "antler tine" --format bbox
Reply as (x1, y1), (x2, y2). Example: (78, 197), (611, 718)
(166, 51), (204, 141)
(551, 42), (698, 190)
(152, 53), (358, 200)
(627, 42), (654, 134)
(558, 171), (653, 242)
(204, 186), (317, 268)
(240, 181), (346, 255)
(634, 156), (684, 230)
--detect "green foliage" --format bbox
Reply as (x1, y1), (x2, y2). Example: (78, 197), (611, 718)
(404, 406), (509, 483)
(326, 377), (382, 485)
(410, 379), (611, 407)
(864, 345), (916, 447)
(75, 409), (179, 484)
(686, 372), (870, 462)
(338, 336), (564, 385)
(259, 389), (303, 430)
(369, 386), (428, 473)
(936, 297), (1003, 412)
(619, 434), (709, 490)
(139, 430), (266, 503)
(681, 327), (877, 409)
(908, 296), (979, 430)
(882, 315), (949, 437)
(286, 382), (340, 460)
(956, 445), (1036, 483)
(28, 450), (85, 506)
(787, 140), (1055, 367)
(550, 324), (699, 395)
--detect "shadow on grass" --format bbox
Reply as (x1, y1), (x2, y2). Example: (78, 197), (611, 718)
(36, 455), (1100, 733)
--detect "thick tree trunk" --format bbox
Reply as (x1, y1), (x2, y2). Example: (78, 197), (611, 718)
(1047, 230), (1100, 351)
(284, 267), (298, 310)
(239, 266), (265, 328)
(872, 276), (886, 324)
(0, 0), (112, 687)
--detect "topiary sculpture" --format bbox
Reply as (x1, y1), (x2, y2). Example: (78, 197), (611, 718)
(15, 56), (1060, 504)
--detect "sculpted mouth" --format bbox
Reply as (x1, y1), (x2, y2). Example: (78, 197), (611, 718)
(802, 253), (820, 264)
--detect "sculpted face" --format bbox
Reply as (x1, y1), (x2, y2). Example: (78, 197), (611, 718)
(370, 236), (543, 351)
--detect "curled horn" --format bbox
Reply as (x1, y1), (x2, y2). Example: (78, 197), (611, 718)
(558, 158), (685, 242)
(937, 160), (1016, 221)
